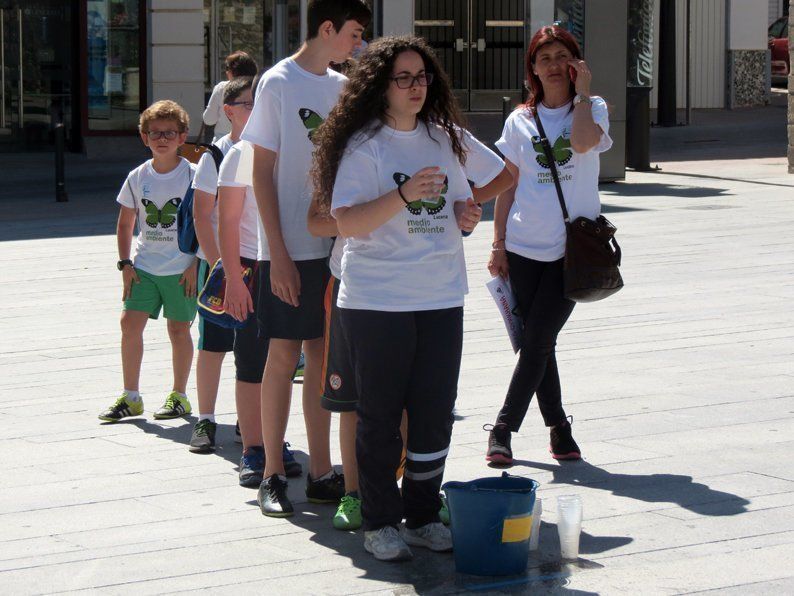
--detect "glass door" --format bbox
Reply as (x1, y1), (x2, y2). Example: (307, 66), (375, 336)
(1, 0), (74, 150)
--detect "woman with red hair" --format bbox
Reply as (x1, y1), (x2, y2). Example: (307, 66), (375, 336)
(485, 26), (612, 464)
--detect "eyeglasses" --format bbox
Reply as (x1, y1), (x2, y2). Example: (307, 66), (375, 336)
(390, 72), (434, 89)
(227, 100), (254, 110)
(146, 130), (179, 140)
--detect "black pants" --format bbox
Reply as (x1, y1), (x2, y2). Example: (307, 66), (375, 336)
(496, 253), (575, 431)
(340, 307), (463, 531)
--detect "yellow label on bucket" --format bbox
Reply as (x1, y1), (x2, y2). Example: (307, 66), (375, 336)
(501, 514), (533, 543)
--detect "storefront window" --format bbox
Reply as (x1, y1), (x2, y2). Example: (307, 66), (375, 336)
(86, 0), (142, 131)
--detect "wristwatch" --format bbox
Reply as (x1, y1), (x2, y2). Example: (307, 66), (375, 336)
(573, 94), (592, 106)
(117, 259), (133, 271)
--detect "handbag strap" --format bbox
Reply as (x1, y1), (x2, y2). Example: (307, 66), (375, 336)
(533, 108), (570, 224)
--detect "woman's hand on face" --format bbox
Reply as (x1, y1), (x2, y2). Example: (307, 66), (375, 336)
(401, 167), (445, 203)
(568, 59), (592, 97)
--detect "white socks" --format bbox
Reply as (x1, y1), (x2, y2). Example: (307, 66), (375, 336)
(124, 390), (141, 402)
(199, 414), (216, 423)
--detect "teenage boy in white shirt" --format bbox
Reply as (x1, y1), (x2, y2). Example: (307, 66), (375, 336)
(239, 0), (372, 517)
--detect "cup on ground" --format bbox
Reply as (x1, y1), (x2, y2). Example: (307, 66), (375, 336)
(556, 494), (582, 559)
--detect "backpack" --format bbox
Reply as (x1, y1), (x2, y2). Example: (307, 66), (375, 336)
(177, 144), (224, 254)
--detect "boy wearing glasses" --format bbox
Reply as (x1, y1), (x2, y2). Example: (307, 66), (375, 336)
(99, 100), (198, 423)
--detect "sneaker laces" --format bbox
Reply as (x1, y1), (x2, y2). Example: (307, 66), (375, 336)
(194, 419), (212, 436)
(161, 393), (180, 410)
(338, 495), (359, 515)
(242, 449), (264, 469)
(111, 396), (129, 410)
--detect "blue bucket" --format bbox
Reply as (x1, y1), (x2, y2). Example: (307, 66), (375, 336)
(443, 472), (539, 576)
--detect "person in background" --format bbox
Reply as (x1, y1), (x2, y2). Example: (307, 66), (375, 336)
(203, 51), (258, 143)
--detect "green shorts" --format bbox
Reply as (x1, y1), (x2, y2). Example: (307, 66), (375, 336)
(123, 268), (197, 322)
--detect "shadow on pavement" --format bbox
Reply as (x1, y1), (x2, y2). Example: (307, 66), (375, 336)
(510, 459), (750, 517)
(599, 181), (730, 199)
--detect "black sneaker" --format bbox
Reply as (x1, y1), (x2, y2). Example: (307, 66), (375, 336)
(239, 446), (265, 488)
(484, 423), (513, 465)
(306, 470), (345, 504)
(258, 474), (294, 517)
(188, 419), (217, 453)
(549, 416), (581, 460)
(282, 442), (303, 478)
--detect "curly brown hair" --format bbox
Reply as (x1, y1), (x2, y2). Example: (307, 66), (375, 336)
(311, 35), (467, 212)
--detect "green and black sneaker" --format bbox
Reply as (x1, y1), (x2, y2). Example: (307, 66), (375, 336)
(98, 393), (144, 422)
(153, 391), (192, 420)
(188, 418), (217, 453)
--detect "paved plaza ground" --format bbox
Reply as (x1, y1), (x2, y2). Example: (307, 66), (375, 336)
(1, 98), (793, 594)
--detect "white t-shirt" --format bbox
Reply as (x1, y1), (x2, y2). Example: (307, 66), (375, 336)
(496, 98), (612, 262)
(241, 57), (344, 261)
(192, 134), (235, 261)
(217, 141), (260, 261)
(117, 158), (196, 276)
(203, 80), (231, 142)
(327, 127), (503, 280)
(331, 123), (504, 312)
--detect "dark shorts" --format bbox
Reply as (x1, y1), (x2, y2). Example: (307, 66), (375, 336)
(257, 258), (330, 340)
(198, 258), (269, 383)
(321, 276), (357, 412)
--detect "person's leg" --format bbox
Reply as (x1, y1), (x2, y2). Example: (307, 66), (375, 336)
(120, 310), (150, 392)
(167, 320), (194, 394)
(234, 318), (268, 449)
(339, 411), (359, 492)
(342, 308), (413, 532)
(302, 336), (332, 478)
(195, 350), (225, 414)
(260, 338), (301, 477)
(402, 308), (462, 532)
(494, 255), (575, 432)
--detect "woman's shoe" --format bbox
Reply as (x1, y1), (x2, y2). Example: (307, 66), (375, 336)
(484, 423), (513, 465)
(549, 416), (581, 460)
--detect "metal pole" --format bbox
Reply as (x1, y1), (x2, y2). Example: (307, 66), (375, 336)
(685, 0), (692, 125)
(17, 7), (22, 128)
(657, 0), (676, 127)
(502, 96), (511, 125)
(54, 119), (68, 202)
(274, 0), (288, 62)
(1, 10), (5, 129)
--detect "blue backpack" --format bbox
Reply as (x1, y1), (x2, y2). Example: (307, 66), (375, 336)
(177, 144), (224, 254)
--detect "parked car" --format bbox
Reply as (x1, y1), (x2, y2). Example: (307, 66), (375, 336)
(769, 16), (789, 85)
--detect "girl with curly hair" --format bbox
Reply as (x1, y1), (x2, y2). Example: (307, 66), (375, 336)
(311, 35), (508, 561)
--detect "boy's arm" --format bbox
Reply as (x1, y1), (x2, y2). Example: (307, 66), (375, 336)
(116, 205), (139, 300)
(218, 185), (253, 321)
(307, 197), (339, 238)
(252, 144), (301, 307)
(193, 189), (220, 265)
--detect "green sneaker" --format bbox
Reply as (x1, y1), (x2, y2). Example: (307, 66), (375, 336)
(333, 494), (362, 530)
(98, 393), (144, 422)
(153, 391), (192, 419)
(439, 493), (450, 526)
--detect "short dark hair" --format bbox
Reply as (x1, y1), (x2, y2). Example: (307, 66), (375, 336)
(224, 51), (258, 77)
(306, 0), (371, 40)
(223, 77), (253, 104)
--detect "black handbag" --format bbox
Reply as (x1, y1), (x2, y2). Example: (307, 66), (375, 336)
(534, 109), (624, 302)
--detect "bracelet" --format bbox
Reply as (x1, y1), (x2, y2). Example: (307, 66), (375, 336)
(491, 239), (505, 248)
(397, 185), (410, 205)
(491, 247), (506, 252)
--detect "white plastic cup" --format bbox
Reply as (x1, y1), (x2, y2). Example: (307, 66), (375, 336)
(528, 497), (542, 551)
(426, 166), (447, 201)
(556, 494), (583, 559)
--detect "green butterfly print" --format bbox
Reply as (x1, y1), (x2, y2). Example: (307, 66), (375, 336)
(392, 172), (449, 216)
(532, 135), (572, 168)
(298, 108), (324, 140)
(141, 198), (180, 229)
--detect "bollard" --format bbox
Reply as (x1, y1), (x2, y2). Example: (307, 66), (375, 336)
(501, 96), (512, 126)
(54, 122), (68, 202)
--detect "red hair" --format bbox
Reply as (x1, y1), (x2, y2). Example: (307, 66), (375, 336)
(523, 26), (582, 112)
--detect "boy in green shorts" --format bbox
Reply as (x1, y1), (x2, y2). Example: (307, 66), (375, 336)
(99, 100), (199, 422)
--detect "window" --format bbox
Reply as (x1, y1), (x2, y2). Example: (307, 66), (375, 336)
(85, 0), (143, 131)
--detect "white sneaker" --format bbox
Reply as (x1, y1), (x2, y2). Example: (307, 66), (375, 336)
(364, 526), (413, 561)
(401, 522), (453, 552)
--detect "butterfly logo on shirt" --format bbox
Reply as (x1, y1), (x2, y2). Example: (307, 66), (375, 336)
(298, 108), (324, 140)
(141, 198), (181, 229)
(531, 135), (572, 168)
(392, 172), (449, 216)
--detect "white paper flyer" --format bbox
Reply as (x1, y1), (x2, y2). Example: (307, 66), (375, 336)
(486, 276), (522, 353)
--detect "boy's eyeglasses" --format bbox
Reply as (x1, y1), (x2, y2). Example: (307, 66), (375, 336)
(390, 72), (434, 89)
(227, 100), (254, 110)
(146, 130), (179, 140)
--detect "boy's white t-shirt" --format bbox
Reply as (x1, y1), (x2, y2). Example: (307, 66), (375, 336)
(241, 57), (344, 261)
(495, 97), (612, 262)
(329, 236), (344, 279)
(331, 123), (504, 312)
(117, 158), (196, 276)
(192, 134), (235, 261)
(217, 140), (260, 261)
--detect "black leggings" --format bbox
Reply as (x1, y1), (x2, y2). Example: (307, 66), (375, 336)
(340, 307), (463, 532)
(495, 252), (575, 431)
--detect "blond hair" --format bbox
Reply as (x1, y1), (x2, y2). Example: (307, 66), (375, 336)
(139, 100), (189, 133)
